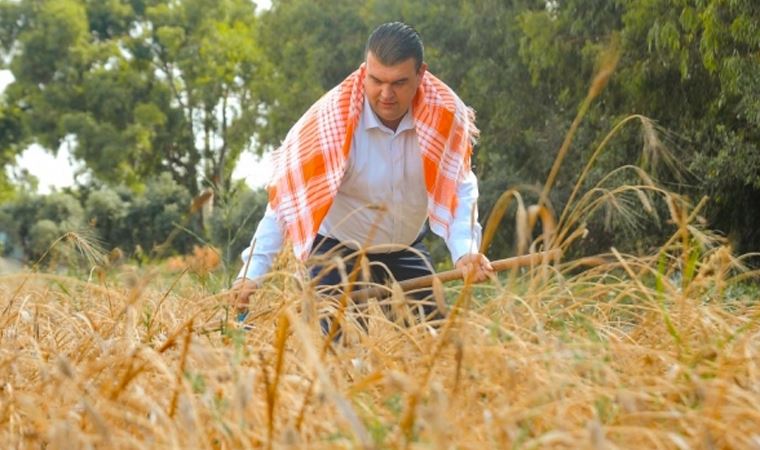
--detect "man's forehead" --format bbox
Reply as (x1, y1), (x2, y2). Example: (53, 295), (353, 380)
(366, 52), (418, 75)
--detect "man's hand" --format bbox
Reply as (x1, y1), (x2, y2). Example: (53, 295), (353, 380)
(455, 253), (494, 283)
(230, 278), (258, 312)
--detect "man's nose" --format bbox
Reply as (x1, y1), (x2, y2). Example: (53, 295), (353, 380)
(380, 84), (394, 99)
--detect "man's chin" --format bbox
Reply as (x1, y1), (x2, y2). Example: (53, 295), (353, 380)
(377, 110), (401, 122)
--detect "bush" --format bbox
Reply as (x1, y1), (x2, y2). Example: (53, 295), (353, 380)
(28, 219), (60, 261)
(38, 192), (85, 232)
(0, 174), (269, 264)
(123, 173), (195, 256)
(85, 186), (129, 248)
(0, 192), (88, 261)
(1, 194), (43, 258)
(0, 208), (19, 257)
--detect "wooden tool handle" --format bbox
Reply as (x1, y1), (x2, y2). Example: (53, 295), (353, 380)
(349, 249), (561, 301)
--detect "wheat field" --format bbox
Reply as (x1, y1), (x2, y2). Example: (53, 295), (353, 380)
(2, 53), (759, 449)
(1, 207), (759, 449)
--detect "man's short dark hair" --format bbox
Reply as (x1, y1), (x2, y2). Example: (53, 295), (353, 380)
(366, 22), (424, 71)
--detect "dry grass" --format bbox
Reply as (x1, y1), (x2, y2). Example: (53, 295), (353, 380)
(1, 213), (759, 449)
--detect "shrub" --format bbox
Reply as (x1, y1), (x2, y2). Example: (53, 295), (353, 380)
(123, 173), (195, 256)
(27, 219), (60, 261)
(85, 186), (129, 249)
(38, 192), (85, 231)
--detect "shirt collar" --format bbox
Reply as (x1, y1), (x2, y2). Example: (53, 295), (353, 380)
(363, 96), (415, 134)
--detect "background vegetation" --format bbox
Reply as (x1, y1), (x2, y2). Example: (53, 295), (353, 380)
(1, 0), (758, 265)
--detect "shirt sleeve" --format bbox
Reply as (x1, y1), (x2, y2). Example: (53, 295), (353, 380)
(444, 169), (483, 263)
(237, 203), (285, 282)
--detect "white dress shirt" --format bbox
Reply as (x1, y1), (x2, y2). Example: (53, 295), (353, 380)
(238, 98), (482, 281)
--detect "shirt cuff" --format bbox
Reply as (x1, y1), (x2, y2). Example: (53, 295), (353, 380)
(236, 255), (271, 282)
(446, 230), (481, 264)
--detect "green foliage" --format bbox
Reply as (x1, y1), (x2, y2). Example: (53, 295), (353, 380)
(2, 0), (759, 262)
(0, 194), (39, 256)
(619, 1), (759, 252)
(255, 0), (369, 149)
(0, 0), (264, 195)
(0, 191), (84, 260)
(38, 192), (85, 232)
(503, 0), (760, 254)
(0, 170), (274, 265)
(0, 103), (25, 201)
(0, 208), (17, 256)
(0, 173), (218, 262)
(84, 186), (128, 247)
(27, 219), (60, 260)
(123, 173), (194, 255)
(245, 0), (760, 257)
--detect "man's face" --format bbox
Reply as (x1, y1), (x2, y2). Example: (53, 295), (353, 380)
(364, 51), (427, 129)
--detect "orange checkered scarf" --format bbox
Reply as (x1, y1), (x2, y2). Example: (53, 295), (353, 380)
(268, 63), (479, 260)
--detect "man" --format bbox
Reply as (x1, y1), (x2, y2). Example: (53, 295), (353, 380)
(232, 22), (493, 317)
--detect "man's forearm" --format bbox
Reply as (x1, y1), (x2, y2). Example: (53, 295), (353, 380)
(445, 170), (483, 262)
(237, 204), (285, 281)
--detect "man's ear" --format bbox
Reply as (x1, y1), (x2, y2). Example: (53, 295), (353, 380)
(418, 62), (428, 78)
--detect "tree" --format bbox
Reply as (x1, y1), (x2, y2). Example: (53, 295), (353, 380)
(123, 172), (195, 255)
(0, 103), (25, 201)
(621, 0), (760, 252)
(0, 0), (265, 195)
(84, 186), (129, 248)
(0, 190), (85, 262)
(515, 0), (760, 253)
(255, 0), (370, 149)
(27, 219), (61, 261)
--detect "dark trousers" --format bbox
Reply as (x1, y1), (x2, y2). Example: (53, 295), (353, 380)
(309, 234), (439, 329)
